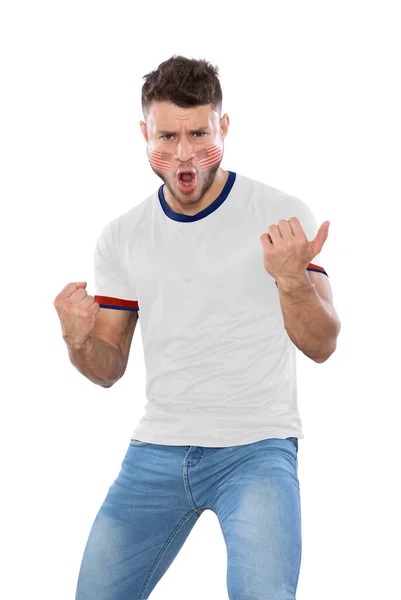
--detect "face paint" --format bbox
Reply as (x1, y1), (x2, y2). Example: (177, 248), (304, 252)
(196, 144), (223, 169)
(149, 149), (173, 170)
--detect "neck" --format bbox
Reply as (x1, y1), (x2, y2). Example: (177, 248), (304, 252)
(163, 168), (229, 216)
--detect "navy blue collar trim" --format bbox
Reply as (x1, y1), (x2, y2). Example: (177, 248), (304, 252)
(158, 171), (236, 222)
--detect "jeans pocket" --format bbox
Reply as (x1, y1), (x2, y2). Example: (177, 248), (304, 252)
(130, 438), (152, 447)
(285, 437), (298, 454)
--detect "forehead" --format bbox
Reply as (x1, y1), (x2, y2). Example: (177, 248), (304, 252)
(146, 101), (218, 129)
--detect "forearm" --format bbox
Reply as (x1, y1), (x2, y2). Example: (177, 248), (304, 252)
(65, 335), (124, 387)
(276, 272), (340, 362)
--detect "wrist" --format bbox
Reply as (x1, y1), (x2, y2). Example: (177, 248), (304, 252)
(64, 334), (92, 352)
(275, 272), (315, 294)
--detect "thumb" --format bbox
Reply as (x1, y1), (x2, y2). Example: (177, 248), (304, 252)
(310, 221), (330, 258)
(75, 281), (87, 287)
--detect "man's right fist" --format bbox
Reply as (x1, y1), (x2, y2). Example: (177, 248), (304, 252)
(53, 282), (100, 350)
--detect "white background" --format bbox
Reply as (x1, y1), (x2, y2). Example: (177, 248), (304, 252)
(1, 1), (400, 598)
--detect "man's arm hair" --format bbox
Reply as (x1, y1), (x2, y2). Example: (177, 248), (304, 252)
(67, 336), (123, 387)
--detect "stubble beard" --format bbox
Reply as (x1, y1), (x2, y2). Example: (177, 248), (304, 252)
(152, 161), (222, 208)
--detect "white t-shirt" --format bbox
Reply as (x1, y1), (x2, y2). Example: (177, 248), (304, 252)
(94, 171), (328, 447)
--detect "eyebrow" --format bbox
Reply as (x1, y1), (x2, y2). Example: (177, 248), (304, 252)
(156, 127), (210, 135)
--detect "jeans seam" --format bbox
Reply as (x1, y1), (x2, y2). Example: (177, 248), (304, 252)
(292, 536), (302, 596)
(139, 510), (199, 599)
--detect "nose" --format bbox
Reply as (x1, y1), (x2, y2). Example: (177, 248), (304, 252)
(174, 139), (195, 162)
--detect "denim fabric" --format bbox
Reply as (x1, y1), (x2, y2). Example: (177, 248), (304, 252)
(75, 437), (301, 599)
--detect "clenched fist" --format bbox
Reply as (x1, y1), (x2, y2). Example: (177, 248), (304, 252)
(53, 282), (100, 350)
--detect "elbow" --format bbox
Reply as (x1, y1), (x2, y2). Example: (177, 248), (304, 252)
(314, 340), (338, 363)
(99, 366), (126, 388)
(314, 355), (329, 364)
(314, 319), (341, 363)
(99, 378), (118, 388)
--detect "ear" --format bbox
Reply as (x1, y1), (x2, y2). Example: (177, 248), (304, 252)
(139, 120), (148, 142)
(220, 113), (230, 138)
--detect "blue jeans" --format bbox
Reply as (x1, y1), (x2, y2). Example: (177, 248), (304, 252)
(75, 437), (301, 600)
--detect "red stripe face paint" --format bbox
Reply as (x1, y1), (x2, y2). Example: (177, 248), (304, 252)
(195, 144), (223, 169)
(149, 149), (173, 170)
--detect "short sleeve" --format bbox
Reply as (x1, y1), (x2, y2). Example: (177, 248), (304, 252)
(93, 221), (139, 312)
(277, 194), (328, 278)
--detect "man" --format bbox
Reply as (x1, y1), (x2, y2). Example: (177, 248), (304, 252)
(54, 55), (341, 600)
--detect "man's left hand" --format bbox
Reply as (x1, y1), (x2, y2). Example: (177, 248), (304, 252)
(260, 217), (330, 282)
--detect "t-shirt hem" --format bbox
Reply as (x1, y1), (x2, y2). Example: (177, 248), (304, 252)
(130, 429), (304, 447)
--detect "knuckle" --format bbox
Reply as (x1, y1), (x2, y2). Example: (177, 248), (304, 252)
(64, 300), (72, 310)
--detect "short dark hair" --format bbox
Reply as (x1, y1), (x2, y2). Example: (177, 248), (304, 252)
(141, 55), (223, 120)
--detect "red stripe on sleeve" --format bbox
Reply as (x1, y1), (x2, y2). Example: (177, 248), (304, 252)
(94, 295), (139, 309)
(274, 263), (328, 287)
(307, 263), (327, 274)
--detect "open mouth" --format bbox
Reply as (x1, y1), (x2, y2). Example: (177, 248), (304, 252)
(177, 171), (196, 192)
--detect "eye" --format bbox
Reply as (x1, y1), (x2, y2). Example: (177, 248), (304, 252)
(160, 134), (173, 141)
(193, 132), (207, 137)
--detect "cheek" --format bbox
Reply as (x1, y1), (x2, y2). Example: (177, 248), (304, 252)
(195, 144), (223, 169)
(148, 149), (173, 171)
